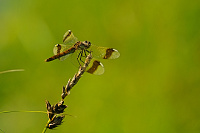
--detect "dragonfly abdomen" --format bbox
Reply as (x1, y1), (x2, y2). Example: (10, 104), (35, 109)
(45, 47), (76, 62)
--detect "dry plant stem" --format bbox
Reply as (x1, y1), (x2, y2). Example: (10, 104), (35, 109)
(61, 53), (92, 100)
(44, 53), (93, 132)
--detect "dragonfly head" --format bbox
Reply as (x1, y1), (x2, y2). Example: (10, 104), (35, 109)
(80, 41), (91, 49)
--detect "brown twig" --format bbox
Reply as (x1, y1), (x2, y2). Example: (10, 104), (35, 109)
(61, 53), (92, 100)
(44, 53), (92, 131)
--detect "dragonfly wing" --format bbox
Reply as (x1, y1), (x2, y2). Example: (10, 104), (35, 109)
(86, 58), (104, 75)
(63, 30), (78, 44)
(69, 49), (82, 66)
(90, 45), (120, 59)
(53, 44), (72, 61)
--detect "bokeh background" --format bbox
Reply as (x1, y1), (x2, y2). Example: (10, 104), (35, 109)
(0, 0), (200, 132)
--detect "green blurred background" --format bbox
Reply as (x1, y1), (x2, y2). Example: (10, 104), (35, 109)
(0, 0), (200, 132)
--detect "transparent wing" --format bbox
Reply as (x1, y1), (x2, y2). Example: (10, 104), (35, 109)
(53, 44), (72, 61)
(90, 45), (120, 59)
(69, 49), (82, 67)
(63, 30), (78, 45)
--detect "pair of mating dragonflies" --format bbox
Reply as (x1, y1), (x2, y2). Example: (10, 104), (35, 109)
(45, 30), (120, 75)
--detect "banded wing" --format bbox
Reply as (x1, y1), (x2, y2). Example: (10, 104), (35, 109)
(86, 58), (104, 75)
(85, 45), (120, 75)
(90, 45), (120, 59)
(53, 44), (73, 61)
(63, 30), (78, 45)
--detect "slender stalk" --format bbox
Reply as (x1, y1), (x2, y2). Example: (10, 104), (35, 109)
(0, 69), (24, 74)
(42, 119), (50, 133)
(0, 110), (47, 114)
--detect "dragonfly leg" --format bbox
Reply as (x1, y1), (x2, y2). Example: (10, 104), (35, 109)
(79, 50), (85, 63)
(77, 50), (83, 66)
(86, 49), (92, 54)
(82, 50), (87, 57)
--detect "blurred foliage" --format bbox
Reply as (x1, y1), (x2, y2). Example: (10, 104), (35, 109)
(0, 0), (200, 132)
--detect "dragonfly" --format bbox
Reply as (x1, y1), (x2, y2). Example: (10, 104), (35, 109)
(45, 30), (120, 75)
